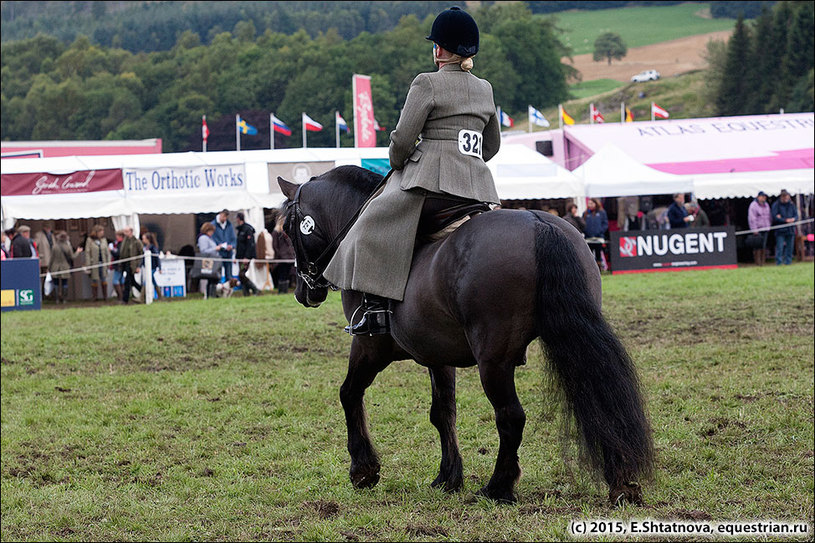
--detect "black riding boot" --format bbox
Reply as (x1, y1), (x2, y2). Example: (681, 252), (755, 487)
(346, 294), (391, 336)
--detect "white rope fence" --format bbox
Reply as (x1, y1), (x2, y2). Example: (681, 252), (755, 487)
(733, 218), (813, 236)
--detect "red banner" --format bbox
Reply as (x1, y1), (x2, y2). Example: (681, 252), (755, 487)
(353, 74), (376, 148)
(1, 169), (124, 196)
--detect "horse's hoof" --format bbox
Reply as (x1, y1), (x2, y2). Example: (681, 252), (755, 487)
(476, 485), (516, 504)
(350, 464), (380, 489)
(609, 481), (643, 506)
(431, 474), (463, 493)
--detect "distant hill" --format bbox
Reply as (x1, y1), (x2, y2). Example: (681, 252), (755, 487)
(0, 1), (753, 53)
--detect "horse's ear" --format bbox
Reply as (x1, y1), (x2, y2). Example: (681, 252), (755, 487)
(277, 177), (299, 200)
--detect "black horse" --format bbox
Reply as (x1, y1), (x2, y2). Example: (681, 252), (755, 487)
(278, 165), (653, 504)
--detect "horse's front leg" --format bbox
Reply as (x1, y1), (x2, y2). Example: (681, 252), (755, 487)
(428, 365), (463, 492)
(339, 337), (392, 489)
(476, 358), (526, 504)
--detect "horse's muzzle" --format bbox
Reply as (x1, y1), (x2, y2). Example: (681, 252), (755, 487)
(298, 285), (328, 308)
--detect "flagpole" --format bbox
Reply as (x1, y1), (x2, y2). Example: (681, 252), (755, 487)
(497, 106), (502, 134)
(527, 105), (531, 133)
(302, 113), (307, 148)
(270, 113), (274, 150)
(558, 104), (562, 129)
(589, 103), (594, 125)
(335, 111), (340, 148)
(203, 115), (207, 152)
(651, 102), (655, 122)
(236, 114), (240, 151)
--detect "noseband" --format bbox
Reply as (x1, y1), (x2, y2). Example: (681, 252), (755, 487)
(285, 170), (391, 291)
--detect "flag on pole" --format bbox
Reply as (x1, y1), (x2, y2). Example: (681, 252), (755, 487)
(237, 116), (258, 135)
(336, 112), (350, 133)
(271, 114), (292, 136)
(625, 107), (634, 122)
(651, 102), (669, 119)
(202, 115), (210, 141)
(560, 105), (575, 126)
(499, 108), (514, 128)
(590, 104), (604, 123)
(528, 105), (550, 128)
(303, 113), (323, 132)
(373, 118), (386, 131)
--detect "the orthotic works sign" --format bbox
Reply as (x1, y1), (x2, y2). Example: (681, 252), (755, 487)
(610, 226), (737, 274)
(122, 164), (246, 194)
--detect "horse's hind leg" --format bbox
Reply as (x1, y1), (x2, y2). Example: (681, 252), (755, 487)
(428, 366), (463, 492)
(340, 338), (391, 489)
(476, 357), (526, 504)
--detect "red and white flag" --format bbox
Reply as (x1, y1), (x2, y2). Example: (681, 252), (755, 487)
(202, 115), (210, 141)
(373, 118), (386, 131)
(590, 103), (604, 123)
(302, 112), (323, 132)
(652, 102), (669, 119)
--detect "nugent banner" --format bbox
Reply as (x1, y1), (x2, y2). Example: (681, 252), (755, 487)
(1, 169), (123, 196)
(353, 74), (376, 148)
(610, 226), (737, 274)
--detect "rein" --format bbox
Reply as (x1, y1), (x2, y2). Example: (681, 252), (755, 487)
(287, 169), (393, 290)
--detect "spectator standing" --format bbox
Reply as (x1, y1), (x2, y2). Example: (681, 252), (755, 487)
(3, 228), (14, 255)
(563, 203), (586, 234)
(34, 222), (54, 297)
(140, 232), (162, 298)
(84, 225), (111, 301)
(748, 191), (772, 266)
(686, 201), (710, 228)
(49, 230), (83, 304)
(771, 189), (798, 266)
(271, 215), (295, 294)
(211, 209), (236, 281)
(109, 230), (126, 301)
(582, 198), (608, 272)
(197, 222), (221, 299)
(119, 226), (144, 304)
(255, 224), (275, 291)
(234, 212), (260, 296)
(1, 231), (9, 260)
(668, 193), (693, 229)
(10, 225), (36, 258)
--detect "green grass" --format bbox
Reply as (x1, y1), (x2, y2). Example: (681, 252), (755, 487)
(546, 2), (736, 57)
(568, 79), (625, 100)
(2, 263), (813, 541)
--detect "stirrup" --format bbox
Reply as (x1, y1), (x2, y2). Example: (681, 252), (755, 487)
(344, 295), (391, 336)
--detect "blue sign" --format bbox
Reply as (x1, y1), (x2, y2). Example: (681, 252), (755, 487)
(1, 258), (42, 312)
(360, 158), (390, 177)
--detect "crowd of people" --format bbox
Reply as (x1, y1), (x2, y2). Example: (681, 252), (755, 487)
(1, 209), (297, 305)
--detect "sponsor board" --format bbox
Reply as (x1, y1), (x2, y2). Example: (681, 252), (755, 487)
(610, 226), (737, 274)
(1, 259), (42, 311)
(153, 259), (186, 298)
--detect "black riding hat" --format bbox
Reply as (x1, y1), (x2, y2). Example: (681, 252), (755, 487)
(426, 6), (479, 57)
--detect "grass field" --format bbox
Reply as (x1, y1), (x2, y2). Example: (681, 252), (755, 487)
(546, 2), (736, 56)
(2, 263), (813, 541)
(568, 79), (625, 100)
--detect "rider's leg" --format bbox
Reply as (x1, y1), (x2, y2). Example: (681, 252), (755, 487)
(346, 293), (391, 336)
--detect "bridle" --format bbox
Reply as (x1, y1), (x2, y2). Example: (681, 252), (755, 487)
(285, 170), (391, 291)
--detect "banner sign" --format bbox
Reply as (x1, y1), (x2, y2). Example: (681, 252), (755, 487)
(267, 162), (335, 191)
(360, 158), (390, 176)
(353, 74), (376, 148)
(1, 169), (123, 196)
(610, 226), (737, 274)
(1, 258), (42, 312)
(122, 164), (246, 195)
(153, 258), (186, 298)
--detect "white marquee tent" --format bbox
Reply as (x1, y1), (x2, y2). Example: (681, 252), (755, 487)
(572, 144), (695, 198)
(487, 144), (583, 200)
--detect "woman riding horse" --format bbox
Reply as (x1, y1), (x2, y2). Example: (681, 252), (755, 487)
(323, 6), (501, 335)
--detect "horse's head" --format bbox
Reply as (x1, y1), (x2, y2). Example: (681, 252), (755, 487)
(278, 176), (330, 308)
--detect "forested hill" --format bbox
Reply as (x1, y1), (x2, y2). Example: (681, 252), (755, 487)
(1, 1), (756, 53)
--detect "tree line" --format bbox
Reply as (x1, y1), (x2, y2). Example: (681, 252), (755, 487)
(709, 1), (813, 116)
(1, 3), (574, 152)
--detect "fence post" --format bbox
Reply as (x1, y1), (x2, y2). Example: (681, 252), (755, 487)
(144, 248), (153, 305)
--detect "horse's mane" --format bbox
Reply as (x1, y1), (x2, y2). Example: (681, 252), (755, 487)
(326, 165), (384, 192)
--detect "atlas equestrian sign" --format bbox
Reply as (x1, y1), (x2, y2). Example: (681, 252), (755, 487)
(610, 226), (737, 274)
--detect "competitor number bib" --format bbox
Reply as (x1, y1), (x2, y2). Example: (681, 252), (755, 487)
(458, 129), (483, 159)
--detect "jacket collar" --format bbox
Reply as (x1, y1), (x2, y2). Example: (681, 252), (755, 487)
(439, 63), (464, 73)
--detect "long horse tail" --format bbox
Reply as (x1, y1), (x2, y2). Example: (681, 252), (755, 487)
(530, 213), (654, 503)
